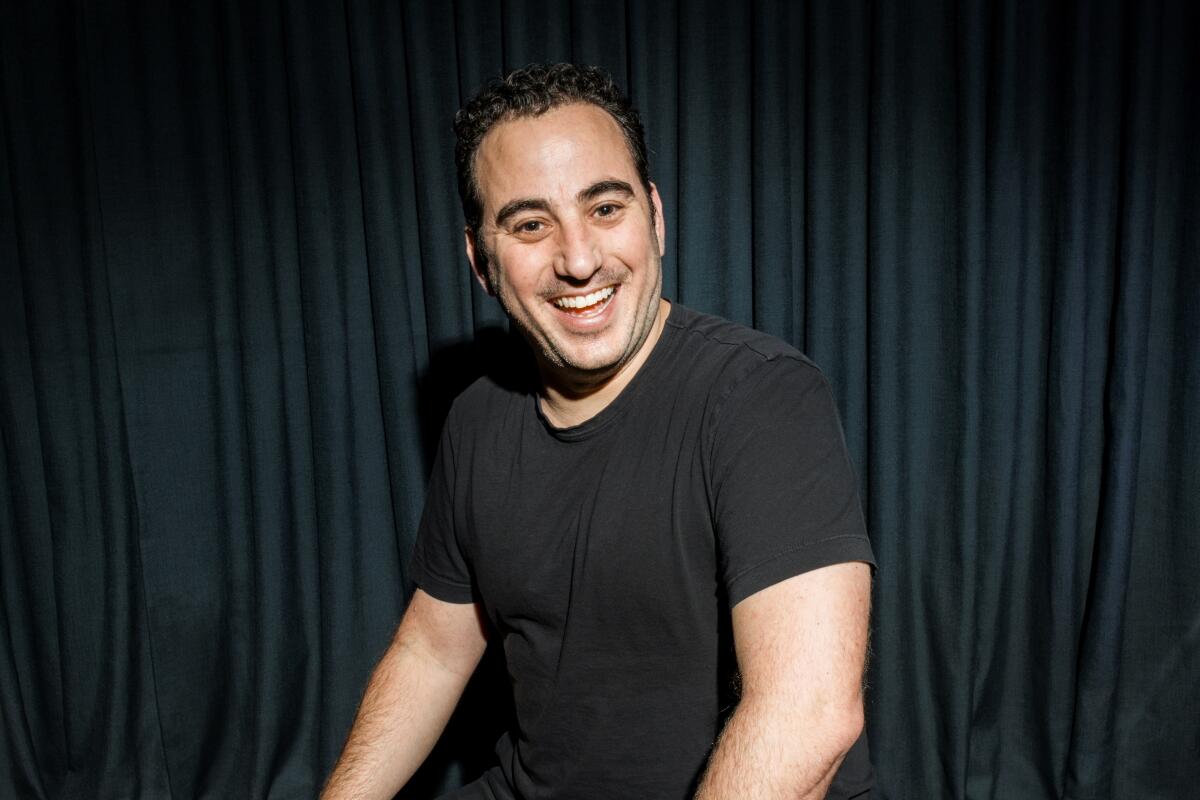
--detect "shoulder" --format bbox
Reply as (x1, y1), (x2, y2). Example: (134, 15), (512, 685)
(663, 304), (830, 411)
(451, 371), (519, 416)
(441, 368), (531, 450)
(660, 307), (848, 475)
(666, 304), (810, 362)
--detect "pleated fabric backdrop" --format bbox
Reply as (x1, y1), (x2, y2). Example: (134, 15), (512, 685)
(1, 1), (1197, 798)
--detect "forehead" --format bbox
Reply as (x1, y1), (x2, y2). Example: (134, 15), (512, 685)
(474, 103), (638, 208)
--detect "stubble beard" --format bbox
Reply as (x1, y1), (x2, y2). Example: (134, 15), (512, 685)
(493, 255), (663, 391)
(480, 209), (664, 390)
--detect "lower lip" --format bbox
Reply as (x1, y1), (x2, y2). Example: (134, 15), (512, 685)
(551, 287), (619, 328)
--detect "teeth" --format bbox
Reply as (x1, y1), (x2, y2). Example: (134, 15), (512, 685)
(553, 286), (615, 310)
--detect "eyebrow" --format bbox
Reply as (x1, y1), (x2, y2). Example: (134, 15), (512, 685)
(494, 198), (551, 229)
(492, 180), (636, 229)
(577, 179), (635, 204)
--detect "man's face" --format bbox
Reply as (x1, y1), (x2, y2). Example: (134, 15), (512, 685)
(467, 103), (666, 387)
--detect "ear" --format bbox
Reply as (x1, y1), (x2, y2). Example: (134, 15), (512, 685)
(465, 227), (495, 295)
(649, 182), (666, 258)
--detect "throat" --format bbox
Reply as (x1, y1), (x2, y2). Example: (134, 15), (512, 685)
(537, 372), (622, 429)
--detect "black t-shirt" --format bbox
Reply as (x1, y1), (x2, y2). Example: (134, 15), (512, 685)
(412, 303), (876, 799)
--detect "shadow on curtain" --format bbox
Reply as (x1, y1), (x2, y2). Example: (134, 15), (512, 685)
(1, 1), (1196, 798)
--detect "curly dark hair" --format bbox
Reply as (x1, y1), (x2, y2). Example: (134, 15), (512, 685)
(453, 63), (652, 241)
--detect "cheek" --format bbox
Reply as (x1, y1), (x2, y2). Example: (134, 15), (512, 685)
(491, 251), (544, 300)
(610, 224), (657, 265)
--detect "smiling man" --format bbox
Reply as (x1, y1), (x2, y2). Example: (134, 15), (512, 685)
(322, 64), (875, 800)
(464, 101), (668, 426)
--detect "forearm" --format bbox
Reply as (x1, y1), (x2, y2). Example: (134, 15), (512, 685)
(694, 695), (862, 800)
(321, 635), (475, 800)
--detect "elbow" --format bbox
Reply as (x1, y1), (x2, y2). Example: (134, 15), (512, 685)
(747, 691), (866, 761)
(824, 698), (866, 759)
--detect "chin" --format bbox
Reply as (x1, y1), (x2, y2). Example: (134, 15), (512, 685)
(553, 346), (628, 378)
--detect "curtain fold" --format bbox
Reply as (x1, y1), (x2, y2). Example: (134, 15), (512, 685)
(1, 1), (1196, 797)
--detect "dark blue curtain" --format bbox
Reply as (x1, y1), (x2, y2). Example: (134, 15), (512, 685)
(1, 1), (1196, 798)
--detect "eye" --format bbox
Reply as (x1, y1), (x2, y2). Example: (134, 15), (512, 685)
(517, 220), (544, 234)
(595, 203), (620, 218)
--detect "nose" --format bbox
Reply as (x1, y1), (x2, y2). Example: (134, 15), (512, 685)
(554, 216), (602, 282)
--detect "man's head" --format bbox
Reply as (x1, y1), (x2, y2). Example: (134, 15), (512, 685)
(454, 64), (653, 245)
(454, 64), (666, 392)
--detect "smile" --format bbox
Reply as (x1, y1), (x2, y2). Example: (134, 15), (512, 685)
(551, 286), (616, 314)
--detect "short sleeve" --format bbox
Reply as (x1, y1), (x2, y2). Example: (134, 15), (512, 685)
(409, 421), (476, 603)
(709, 358), (875, 607)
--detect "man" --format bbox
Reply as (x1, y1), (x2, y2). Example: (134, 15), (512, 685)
(323, 63), (875, 800)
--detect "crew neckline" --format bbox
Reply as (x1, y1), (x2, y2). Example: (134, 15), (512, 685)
(535, 300), (680, 442)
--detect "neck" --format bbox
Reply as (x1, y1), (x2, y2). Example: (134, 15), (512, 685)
(538, 298), (670, 429)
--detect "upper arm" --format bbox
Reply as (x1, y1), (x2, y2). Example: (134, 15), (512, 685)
(730, 561), (872, 737)
(395, 589), (489, 680)
(709, 359), (874, 607)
